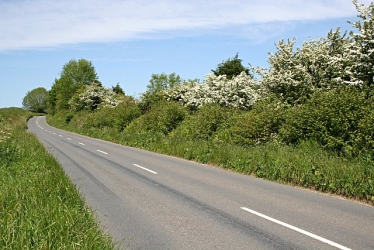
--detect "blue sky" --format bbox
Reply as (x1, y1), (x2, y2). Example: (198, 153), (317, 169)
(0, 0), (371, 108)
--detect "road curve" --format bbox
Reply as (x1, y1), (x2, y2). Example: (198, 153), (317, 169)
(28, 116), (374, 250)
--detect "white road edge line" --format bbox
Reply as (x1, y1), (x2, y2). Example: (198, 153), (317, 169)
(97, 150), (108, 155)
(240, 207), (351, 250)
(79, 142), (85, 145)
(133, 164), (158, 175)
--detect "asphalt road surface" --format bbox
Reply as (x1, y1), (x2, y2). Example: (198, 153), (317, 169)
(28, 116), (374, 250)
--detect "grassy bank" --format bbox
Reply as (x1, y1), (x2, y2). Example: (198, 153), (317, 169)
(47, 113), (374, 205)
(0, 108), (116, 249)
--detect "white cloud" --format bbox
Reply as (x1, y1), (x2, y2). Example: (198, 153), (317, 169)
(0, 0), (371, 51)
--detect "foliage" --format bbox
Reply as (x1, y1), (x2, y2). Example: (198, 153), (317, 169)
(110, 97), (141, 131)
(258, 1), (374, 105)
(48, 59), (98, 114)
(22, 87), (48, 113)
(258, 29), (351, 105)
(138, 90), (165, 114)
(138, 72), (182, 113)
(69, 82), (122, 112)
(147, 72), (182, 94)
(164, 72), (262, 110)
(345, 0), (374, 87)
(171, 104), (236, 140)
(112, 83), (125, 95)
(278, 86), (369, 157)
(214, 96), (287, 146)
(0, 108), (116, 249)
(127, 100), (187, 135)
(212, 53), (250, 79)
(80, 96), (141, 132)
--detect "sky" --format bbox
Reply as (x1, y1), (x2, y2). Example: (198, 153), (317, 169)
(0, 0), (372, 108)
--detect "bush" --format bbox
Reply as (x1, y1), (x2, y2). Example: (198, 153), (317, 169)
(171, 104), (235, 140)
(214, 96), (287, 146)
(355, 92), (374, 157)
(279, 86), (366, 156)
(111, 102), (141, 131)
(127, 100), (187, 135)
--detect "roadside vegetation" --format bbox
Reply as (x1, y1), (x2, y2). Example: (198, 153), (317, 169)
(0, 108), (116, 249)
(44, 1), (374, 205)
(27, 0), (374, 211)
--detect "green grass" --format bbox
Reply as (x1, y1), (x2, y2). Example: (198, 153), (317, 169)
(1, 108), (116, 249)
(47, 114), (374, 205)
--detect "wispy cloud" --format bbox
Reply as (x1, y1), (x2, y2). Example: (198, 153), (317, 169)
(0, 0), (370, 51)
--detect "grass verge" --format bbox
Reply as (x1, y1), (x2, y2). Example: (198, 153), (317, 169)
(1, 108), (116, 249)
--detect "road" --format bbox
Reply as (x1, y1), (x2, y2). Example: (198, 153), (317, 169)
(28, 116), (374, 250)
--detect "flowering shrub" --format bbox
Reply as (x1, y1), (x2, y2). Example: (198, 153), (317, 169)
(69, 82), (122, 111)
(258, 2), (374, 105)
(164, 72), (262, 110)
(257, 29), (352, 105)
(344, 0), (374, 87)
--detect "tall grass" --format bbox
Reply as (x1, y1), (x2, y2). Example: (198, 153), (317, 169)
(48, 114), (374, 205)
(1, 108), (116, 249)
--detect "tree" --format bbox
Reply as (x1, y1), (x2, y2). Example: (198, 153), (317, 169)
(139, 73), (182, 113)
(112, 83), (125, 95)
(48, 59), (98, 114)
(212, 53), (250, 79)
(146, 72), (182, 94)
(22, 87), (48, 113)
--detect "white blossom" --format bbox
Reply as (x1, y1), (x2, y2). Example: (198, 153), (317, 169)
(344, 0), (374, 87)
(69, 82), (122, 111)
(164, 72), (263, 110)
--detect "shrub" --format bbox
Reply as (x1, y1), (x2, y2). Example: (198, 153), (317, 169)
(164, 72), (262, 110)
(111, 102), (141, 132)
(355, 92), (374, 157)
(279, 86), (366, 156)
(214, 96), (287, 146)
(171, 104), (235, 140)
(127, 100), (187, 135)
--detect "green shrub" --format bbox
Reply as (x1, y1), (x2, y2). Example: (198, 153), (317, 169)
(171, 103), (235, 140)
(279, 86), (366, 156)
(84, 108), (114, 129)
(111, 101), (141, 131)
(214, 97), (286, 146)
(355, 93), (374, 157)
(127, 100), (187, 135)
